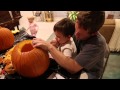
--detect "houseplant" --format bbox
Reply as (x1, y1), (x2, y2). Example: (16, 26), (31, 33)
(68, 11), (79, 22)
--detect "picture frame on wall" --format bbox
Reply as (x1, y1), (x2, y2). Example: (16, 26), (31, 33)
(32, 11), (41, 16)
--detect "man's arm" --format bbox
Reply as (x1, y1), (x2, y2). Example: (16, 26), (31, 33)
(48, 44), (83, 74)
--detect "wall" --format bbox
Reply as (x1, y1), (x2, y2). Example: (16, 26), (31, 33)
(20, 11), (67, 18)
(19, 11), (67, 29)
(20, 11), (33, 17)
(105, 11), (120, 19)
(19, 11), (66, 41)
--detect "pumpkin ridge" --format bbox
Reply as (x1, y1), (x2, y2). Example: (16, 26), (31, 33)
(20, 52), (31, 77)
(31, 48), (48, 76)
(34, 48), (49, 66)
(0, 27), (14, 51)
(0, 30), (5, 50)
(27, 50), (39, 77)
(31, 50), (42, 76)
(0, 37), (3, 50)
(1, 30), (5, 50)
(28, 48), (49, 77)
(33, 48), (50, 73)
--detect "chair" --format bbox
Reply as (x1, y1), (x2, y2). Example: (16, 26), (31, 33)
(99, 44), (110, 79)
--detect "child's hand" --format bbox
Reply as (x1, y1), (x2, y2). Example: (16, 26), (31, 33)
(50, 40), (59, 48)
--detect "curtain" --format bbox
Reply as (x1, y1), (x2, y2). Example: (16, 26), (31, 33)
(109, 19), (120, 52)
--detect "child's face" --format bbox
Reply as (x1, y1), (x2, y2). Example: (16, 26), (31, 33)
(54, 31), (71, 45)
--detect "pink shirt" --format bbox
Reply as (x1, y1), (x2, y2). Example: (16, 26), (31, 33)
(28, 22), (39, 36)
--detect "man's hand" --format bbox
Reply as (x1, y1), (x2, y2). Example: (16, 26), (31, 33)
(32, 38), (50, 51)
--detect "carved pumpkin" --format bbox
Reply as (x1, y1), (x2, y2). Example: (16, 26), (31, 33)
(0, 27), (14, 51)
(11, 40), (50, 78)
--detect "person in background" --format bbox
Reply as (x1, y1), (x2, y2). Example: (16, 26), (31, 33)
(27, 16), (39, 37)
(32, 11), (107, 79)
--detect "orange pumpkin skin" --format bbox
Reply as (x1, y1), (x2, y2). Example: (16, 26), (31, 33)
(0, 27), (14, 51)
(11, 40), (50, 78)
(0, 57), (3, 64)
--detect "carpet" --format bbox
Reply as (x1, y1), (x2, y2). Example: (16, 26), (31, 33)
(102, 52), (120, 79)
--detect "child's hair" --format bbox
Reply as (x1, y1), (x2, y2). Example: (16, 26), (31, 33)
(27, 16), (35, 19)
(53, 18), (75, 37)
(27, 16), (35, 21)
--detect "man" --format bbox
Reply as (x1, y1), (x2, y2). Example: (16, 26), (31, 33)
(32, 11), (107, 79)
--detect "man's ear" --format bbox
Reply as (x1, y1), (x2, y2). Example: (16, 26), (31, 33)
(67, 35), (71, 39)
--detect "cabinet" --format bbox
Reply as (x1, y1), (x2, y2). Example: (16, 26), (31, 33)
(0, 11), (21, 30)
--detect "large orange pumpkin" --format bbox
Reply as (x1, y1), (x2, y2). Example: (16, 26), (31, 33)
(11, 40), (50, 78)
(0, 27), (14, 51)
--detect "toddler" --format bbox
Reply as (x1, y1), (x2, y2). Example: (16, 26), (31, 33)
(27, 16), (39, 37)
